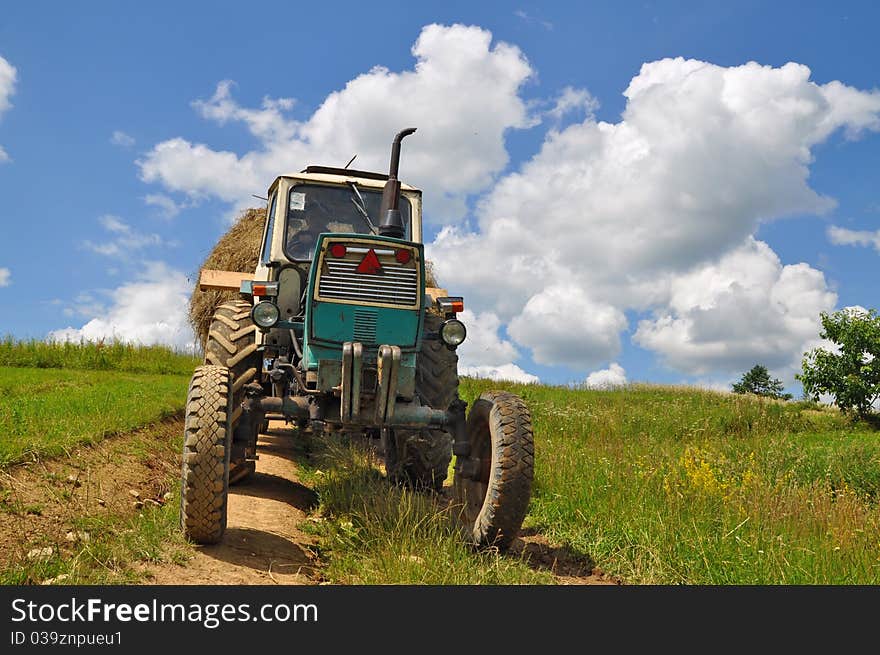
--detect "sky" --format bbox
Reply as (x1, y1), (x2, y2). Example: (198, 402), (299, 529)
(0, 1), (878, 395)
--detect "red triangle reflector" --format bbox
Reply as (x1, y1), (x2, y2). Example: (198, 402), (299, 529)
(356, 248), (383, 275)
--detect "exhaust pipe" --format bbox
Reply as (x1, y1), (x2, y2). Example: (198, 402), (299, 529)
(379, 127), (417, 239)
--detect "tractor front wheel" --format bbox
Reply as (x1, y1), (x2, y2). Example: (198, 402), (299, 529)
(204, 300), (261, 484)
(180, 365), (233, 545)
(453, 391), (534, 550)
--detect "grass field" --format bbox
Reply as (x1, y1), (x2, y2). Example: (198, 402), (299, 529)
(0, 367), (191, 466)
(459, 378), (880, 584)
(2, 340), (879, 584)
(0, 337), (199, 375)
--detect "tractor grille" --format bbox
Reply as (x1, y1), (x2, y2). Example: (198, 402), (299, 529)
(318, 258), (419, 307)
(353, 309), (378, 344)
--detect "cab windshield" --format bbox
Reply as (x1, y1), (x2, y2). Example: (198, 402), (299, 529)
(284, 183), (412, 260)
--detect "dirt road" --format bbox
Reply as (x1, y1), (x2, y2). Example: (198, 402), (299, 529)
(145, 420), (616, 585)
(145, 422), (321, 585)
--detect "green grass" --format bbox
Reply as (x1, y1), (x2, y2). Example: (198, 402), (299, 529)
(0, 366), (190, 465)
(0, 337), (199, 375)
(297, 437), (553, 584)
(460, 378), (880, 584)
(5, 337), (879, 585)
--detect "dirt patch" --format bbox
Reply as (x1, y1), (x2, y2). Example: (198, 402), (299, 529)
(509, 529), (622, 585)
(0, 416), (182, 575)
(143, 424), (322, 585)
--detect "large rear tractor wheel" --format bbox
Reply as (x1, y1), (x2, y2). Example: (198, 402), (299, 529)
(453, 391), (534, 550)
(180, 365), (233, 545)
(387, 313), (457, 491)
(204, 300), (261, 484)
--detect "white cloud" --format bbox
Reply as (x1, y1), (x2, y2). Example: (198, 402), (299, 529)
(0, 267), (10, 287)
(139, 24), (536, 221)
(48, 262), (196, 351)
(546, 86), (598, 122)
(110, 130), (135, 147)
(513, 9), (553, 31)
(455, 309), (520, 367)
(144, 193), (185, 219)
(192, 80), (296, 141)
(430, 57), (879, 378)
(633, 238), (836, 376)
(460, 363), (539, 384)
(0, 55), (18, 162)
(828, 225), (880, 252)
(584, 363), (627, 389)
(508, 285), (628, 368)
(0, 55), (15, 115)
(82, 215), (170, 257)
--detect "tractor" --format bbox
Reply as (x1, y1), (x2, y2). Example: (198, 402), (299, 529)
(180, 128), (534, 550)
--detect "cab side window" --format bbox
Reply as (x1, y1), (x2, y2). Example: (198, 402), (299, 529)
(259, 193), (277, 264)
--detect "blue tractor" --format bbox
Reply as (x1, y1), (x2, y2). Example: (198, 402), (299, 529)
(180, 129), (534, 550)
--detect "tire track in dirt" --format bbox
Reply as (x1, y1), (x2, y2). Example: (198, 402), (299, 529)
(144, 421), (321, 585)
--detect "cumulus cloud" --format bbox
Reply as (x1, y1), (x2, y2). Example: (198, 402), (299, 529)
(110, 130), (135, 147)
(828, 225), (880, 252)
(0, 267), (10, 287)
(455, 309), (521, 367)
(454, 308), (540, 382)
(633, 238), (836, 376)
(508, 286), (628, 368)
(584, 363), (627, 389)
(134, 33), (880, 381)
(82, 215), (171, 257)
(48, 262), (196, 351)
(430, 57), (879, 378)
(460, 363), (539, 384)
(0, 55), (17, 162)
(139, 24), (536, 221)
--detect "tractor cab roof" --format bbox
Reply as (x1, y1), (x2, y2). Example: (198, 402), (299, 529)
(268, 167), (421, 195)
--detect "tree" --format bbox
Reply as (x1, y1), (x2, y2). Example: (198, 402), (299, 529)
(797, 307), (880, 418)
(732, 364), (792, 400)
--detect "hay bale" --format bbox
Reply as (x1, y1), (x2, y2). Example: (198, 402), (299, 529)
(189, 207), (266, 348)
(424, 258), (439, 289)
(189, 206), (440, 348)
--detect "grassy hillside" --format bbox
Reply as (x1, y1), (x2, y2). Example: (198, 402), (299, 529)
(0, 367), (190, 465)
(3, 339), (879, 584)
(0, 337), (199, 375)
(460, 378), (880, 584)
(0, 339), (197, 465)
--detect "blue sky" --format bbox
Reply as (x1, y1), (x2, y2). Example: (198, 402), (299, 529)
(0, 1), (878, 394)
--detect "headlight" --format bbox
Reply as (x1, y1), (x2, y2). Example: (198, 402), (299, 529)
(251, 301), (280, 329)
(440, 318), (467, 347)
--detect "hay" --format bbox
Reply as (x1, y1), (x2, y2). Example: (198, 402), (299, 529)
(188, 206), (440, 348)
(189, 207), (266, 348)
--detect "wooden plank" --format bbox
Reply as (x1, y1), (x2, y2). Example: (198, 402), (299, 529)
(425, 287), (449, 304)
(198, 269), (255, 292)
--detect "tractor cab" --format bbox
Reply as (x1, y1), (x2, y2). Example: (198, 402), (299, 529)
(256, 167), (423, 273)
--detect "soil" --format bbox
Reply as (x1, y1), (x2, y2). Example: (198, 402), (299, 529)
(0, 416), (182, 575)
(144, 423), (322, 585)
(1, 419), (618, 586)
